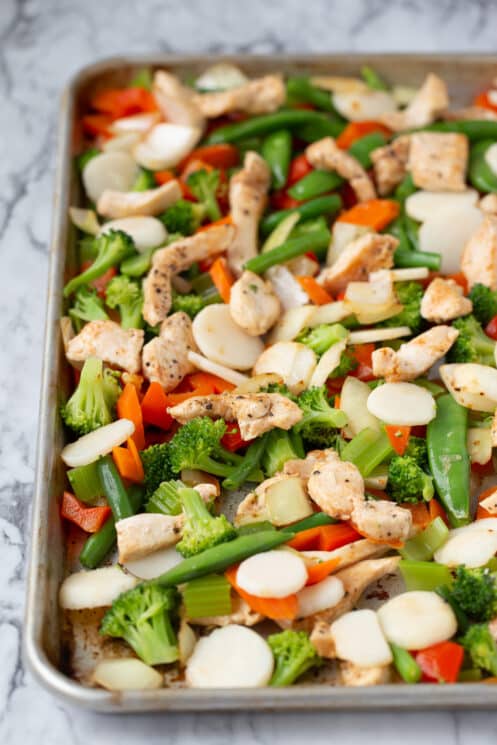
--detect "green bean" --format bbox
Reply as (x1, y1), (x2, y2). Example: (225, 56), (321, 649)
(288, 169), (343, 200)
(206, 110), (341, 144)
(388, 217), (411, 253)
(261, 130), (292, 189)
(153, 531), (293, 587)
(394, 173), (417, 205)
(286, 77), (341, 114)
(469, 140), (497, 193)
(261, 194), (342, 236)
(348, 131), (387, 168)
(222, 435), (268, 491)
(390, 643), (422, 683)
(412, 120), (497, 142)
(427, 394), (471, 528)
(97, 455), (134, 521)
(394, 248), (441, 271)
(404, 215), (420, 251)
(361, 65), (389, 91)
(245, 229), (330, 274)
(237, 521), (277, 536)
(280, 512), (337, 533)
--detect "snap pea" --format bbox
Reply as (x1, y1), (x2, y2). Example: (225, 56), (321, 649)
(390, 643), (421, 684)
(293, 115), (345, 143)
(261, 194), (342, 236)
(388, 218), (411, 253)
(469, 139), (497, 193)
(427, 393), (471, 527)
(244, 229), (330, 274)
(361, 65), (389, 92)
(411, 120), (497, 142)
(404, 215), (420, 251)
(394, 248), (441, 271)
(153, 531), (294, 587)
(261, 130), (292, 189)
(286, 76), (341, 115)
(348, 131), (387, 169)
(222, 434), (268, 492)
(394, 173), (417, 206)
(206, 110), (342, 144)
(288, 169), (343, 200)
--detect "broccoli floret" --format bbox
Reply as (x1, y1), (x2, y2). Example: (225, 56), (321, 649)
(141, 442), (174, 498)
(176, 486), (236, 557)
(379, 282), (424, 334)
(450, 567), (497, 622)
(297, 323), (348, 356)
(328, 348), (358, 379)
(187, 169), (221, 222)
(171, 292), (211, 319)
(468, 283), (497, 326)
(293, 386), (348, 448)
(160, 199), (205, 235)
(60, 357), (120, 436)
(404, 435), (429, 470)
(79, 234), (99, 263)
(448, 315), (496, 366)
(64, 230), (136, 297)
(262, 429), (301, 477)
(132, 168), (156, 191)
(168, 417), (241, 479)
(68, 286), (109, 331)
(145, 479), (185, 515)
(461, 623), (497, 676)
(387, 455), (434, 503)
(267, 630), (322, 687)
(100, 583), (179, 665)
(105, 275), (144, 329)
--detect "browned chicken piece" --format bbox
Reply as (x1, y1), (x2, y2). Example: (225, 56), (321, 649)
(310, 622), (336, 659)
(421, 277), (473, 323)
(96, 180), (182, 219)
(228, 152), (271, 275)
(318, 233), (398, 294)
(306, 137), (376, 202)
(351, 499), (412, 545)
(168, 392), (302, 440)
(480, 194), (497, 215)
(235, 475), (306, 526)
(307, 455), (365, 520)
(66, 320), (144, 373)
(407, 132), (468, 192)
(283, 449), (337, 483)
(295, 557), (400, 632)
(229, 270), (281, 336)
(372, 325), (459, 382)
(370, 136), (410, 196)
(461, 216), (497, 290)
(308, 539), (389, 572)
(380, 73), (449, 131)
(193, 596), (263, 628)
(153, 70), (205, 130)
(193, 74), (285, 118)
(340, 661), (392, 687)
(116, 513), (184, 563)
(143, 224), (235, 326)
(142, 312), (198, 392)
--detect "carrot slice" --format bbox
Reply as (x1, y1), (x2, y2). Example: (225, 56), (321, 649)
(405, 502), (432, 530)
(337, 199), (400, 231)
(305, 557), (340, 586)
(429, 498), (450, 526)
(180, 144), (239, 171)
(287, 523), (360, 552)
(117, 383), (145, 451)
(141, 382), (173, 430)
(225, 565), (298, 620)
(154, 170), (176, 186)
(112, 440), (144, 484)
(209, 257), (234, 303)
(336, 121), (391, 149)
(296, 276), (333, 305)
(187, 372), (235, 393)
(385, 425), (411, 456)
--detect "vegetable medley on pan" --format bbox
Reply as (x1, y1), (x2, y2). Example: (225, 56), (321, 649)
(59, 62), (497, 691)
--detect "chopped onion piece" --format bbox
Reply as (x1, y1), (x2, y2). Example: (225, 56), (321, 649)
(440, 363), (497, 412)
(69, 207), (100, 235)
(467, 427), (493, 465)
(308, 301), (349, 327)
(110, 112), (161, 134)
(93, 658), (163, 691)
(82, 151), (139, 203)
(254, 341), (317, 394)
(268, 305), (315, 344)
(266, 265), (309, 310)
(309, 339), (347, 388)
(134, 123), (202, 170)
(340, 377), (381, 438)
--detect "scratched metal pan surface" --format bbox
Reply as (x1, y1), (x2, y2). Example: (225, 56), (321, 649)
(24, 53), (497, 712)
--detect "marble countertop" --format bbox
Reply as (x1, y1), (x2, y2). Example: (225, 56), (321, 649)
(2, 0), (497, 741)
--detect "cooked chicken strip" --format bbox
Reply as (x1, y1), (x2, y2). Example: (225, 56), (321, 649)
(168, 391), (302, 440)
(370, 135), (410, 196)
(480, 193), (497, 216)
(116, 513), (184, 563)
(444, 106), (497, 122)
(235, 474), (307, 526)
(351, 499), (412, 545)
(461, 216), (497, 290)
(420, 277), (473, 323)
(318, 233), (398, 294)
(96, 180), (182, 219)
(310, 622), (336, 659)
(153, 70), (205, 130)
(142, 312), (198, 392)
(340, 661), (392, 686)
(306, 137), (376, 202)
(372, 325), (459, 382)
(229, 270), (281, 336)
(66, 320), (144, 373)
(143, 224), (235, 325)
(307, 454), (365, 520)
(407, 132), (468, 192)
(283, 449), (337, 483)
(303, 539), (389, 572)
(380, 73), (449, 131)
(228, 151), (270, 275)
(193, 74), (285, 118)
(193, 596), (263, 627)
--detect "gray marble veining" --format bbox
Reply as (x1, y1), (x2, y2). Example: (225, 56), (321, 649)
(2, 0), (497, 741)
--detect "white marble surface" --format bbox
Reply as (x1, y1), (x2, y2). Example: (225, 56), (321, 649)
(2, 0), (497, 740)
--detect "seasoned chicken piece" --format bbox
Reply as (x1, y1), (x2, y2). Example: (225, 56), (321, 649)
(370, 135), (410, 196)
(143, 224), (235, 325)
(421, 277), (473, 323)
(306, 137), (376, 202)
(372, 325), (459, 382)
(96, 180), (182, 219)
(66, 320), (144, 373)
(168, 392), (302, 440)
(310, 622), (336, 659)
(193, 596), (263, 627)
(351, 499), (412, 545)
(283, 449), (337, 483)
(235, 474), (307, 526)
(153, 70), (205, 130)
(142, 312), (198, 392)
(295, 557), (400, 632)
(380, 73), (449, 131)
(229, 270), (281, 336)
(304, 539), (389, 572)
(307, 455), (365, 520)
(461, 216), (497, 290)
(228, 152), (270, 275)
(194, 74), (285, 118)
(116, 513), (184, 563)
(318, 233), (398, 294)
(480, 193), (497, 215)
(491, 410), (497, 448)
(407, 132), (468, 192)
(340, 661), (391, 687)
(194, 483), (219, 502)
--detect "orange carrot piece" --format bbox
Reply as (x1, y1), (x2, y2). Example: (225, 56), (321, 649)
(337, 199), (400, 231)
(336, 121), (391, 149)
(225, 566), (298, 620)
(287, 523), (360, 552)
(405, 502), (432, 530)
(385, 425), (411, 456)
(305, 558), (340, 586)
(154, 170), (176, 186)
(209, 257), (234, 303)
(179, 143), (239, 171)
(196, 214), (233, 233)
(187, 372), (235, 394)
(428, 498), (450, 526)
(296, 276), (333, 305)
(141, 382), (173, 430)
(117, 383), (145, 451)
(126, 438), (145, 483)
(112, 442), (143, 484)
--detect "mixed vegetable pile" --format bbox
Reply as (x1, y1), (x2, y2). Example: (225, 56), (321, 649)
(58, 62), (497, 692)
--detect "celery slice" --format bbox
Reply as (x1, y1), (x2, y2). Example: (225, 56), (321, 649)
(182, 573), (232, 619)
(399, 560), (452, 591)
(67, 462), (102, 503)
(400, 517), (449, 562)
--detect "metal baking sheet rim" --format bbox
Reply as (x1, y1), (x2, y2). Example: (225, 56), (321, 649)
(24, 52), (497, 712)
